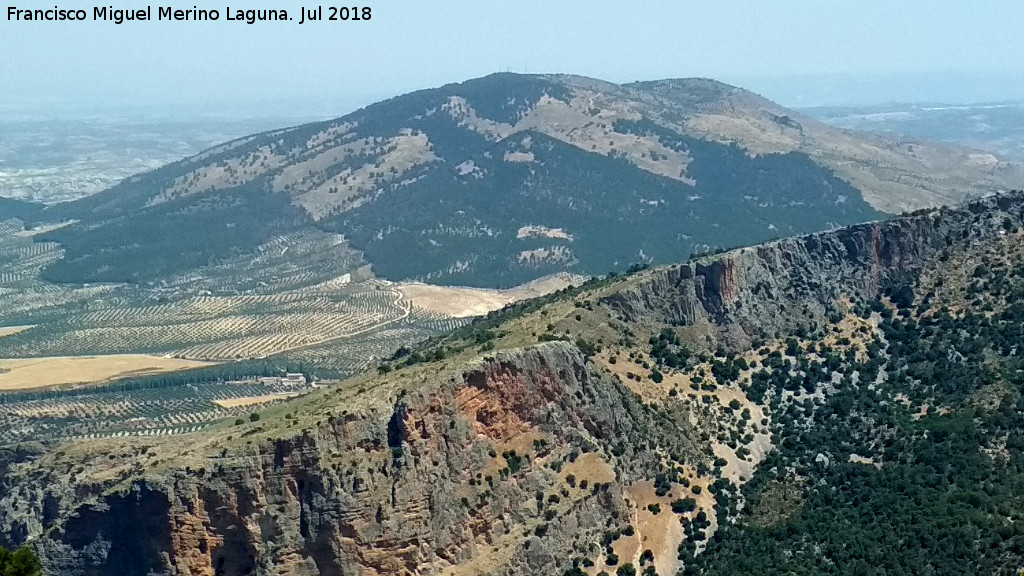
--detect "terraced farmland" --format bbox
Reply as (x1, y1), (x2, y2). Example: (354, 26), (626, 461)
(0, 378), (317, 444)
(0, 222), (393, 359)
(0, 224), (363, 325)
(0, 305), (478, 444)
(0, 220), (516, 365)
(0, 287), (409, 359)
(0, 220), (113, 322)
(0, 221), (64, 282)
(0, 219), (575, 444)
(278, 311), (472, 375)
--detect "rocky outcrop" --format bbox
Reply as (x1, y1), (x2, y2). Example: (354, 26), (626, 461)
(5, 343), (703, 576)
(0, 444), (45, 550)
(602, 192), (1024, 347)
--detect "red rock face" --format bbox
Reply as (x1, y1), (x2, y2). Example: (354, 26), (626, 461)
(168, 497), (218, 576)
(458, 360), (566, 442)
(707, 259), (740, 304)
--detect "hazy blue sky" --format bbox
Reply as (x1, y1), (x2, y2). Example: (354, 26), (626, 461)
(3, 0), (1023, 115)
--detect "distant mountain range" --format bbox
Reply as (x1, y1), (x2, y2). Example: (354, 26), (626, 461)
(4, 73), (1021, 287)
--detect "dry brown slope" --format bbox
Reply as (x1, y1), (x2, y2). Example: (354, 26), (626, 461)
(625, 77), (1023, 213)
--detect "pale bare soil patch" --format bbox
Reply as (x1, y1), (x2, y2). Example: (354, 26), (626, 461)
(503, 150), (535, 163)
(562, 452), (616, 485)
(398, 284), (521, 318)
(848, 454), (880, 467)
(151, 144), (285, 206)
(396, 273), (581, 318)
(516, 225), (572, 240)
(284, 131), (439, 219)
(596, 472), (717, 575)
(13, 221), (74, 237)
(446, 93), (695, 184)
(214, 393), (303, 408)
(682, 92), (1023, 213)
(520, 95), (695, 184)
(624, 482), (685, 576)
(0, 325), (33, 338)
(0, 355), (216, 391)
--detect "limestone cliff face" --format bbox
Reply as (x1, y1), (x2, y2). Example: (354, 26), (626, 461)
(602, 193), (1024, 345)
(7, 343), (700, 576)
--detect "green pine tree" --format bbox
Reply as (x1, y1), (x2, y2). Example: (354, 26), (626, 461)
(0, 546), (42, 576)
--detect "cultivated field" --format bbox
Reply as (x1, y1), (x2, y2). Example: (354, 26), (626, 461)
(0, 225), (403, 361)
(0, 219), (579, 444)
(0, 355), (216, 391)
(0, 222), (573, 367)
(213, 392), (302, 408)
(0, 377), (318, 444)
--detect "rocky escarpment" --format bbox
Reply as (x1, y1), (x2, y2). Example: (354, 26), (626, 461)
(4, 192), (1023, 576)
(0, 444), (46, 550)
(4, 343), (705, 576)
(603, 192), (1024, 347)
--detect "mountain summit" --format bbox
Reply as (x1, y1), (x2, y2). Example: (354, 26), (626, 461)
(22, 73), (1023, 287)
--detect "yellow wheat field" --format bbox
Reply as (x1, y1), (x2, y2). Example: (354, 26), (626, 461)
(0, 355), (217, 391)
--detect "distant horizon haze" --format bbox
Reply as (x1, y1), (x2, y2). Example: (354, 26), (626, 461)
(2, 1), (1023, 117)
(4, 70), (1024, 122)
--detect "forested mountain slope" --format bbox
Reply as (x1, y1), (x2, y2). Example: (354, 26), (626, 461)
(10, 74), (1019, 287)
(0, 197), (43, 223)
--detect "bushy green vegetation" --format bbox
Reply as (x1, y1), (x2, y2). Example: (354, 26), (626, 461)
(671, 497), (697, 514)
(686, 260), (1024, 575)
(649, 329), (690, 368)
(0, 546), (41, 576)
